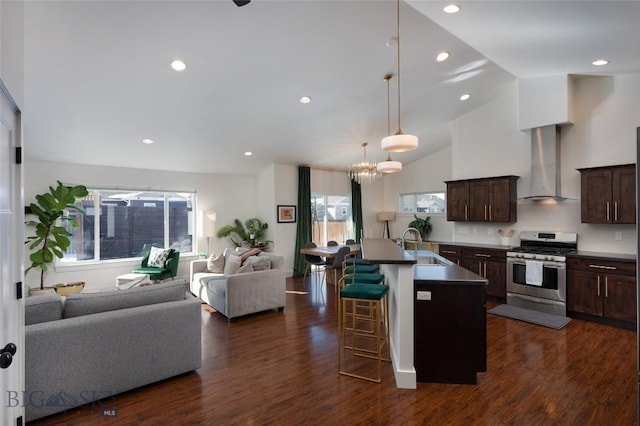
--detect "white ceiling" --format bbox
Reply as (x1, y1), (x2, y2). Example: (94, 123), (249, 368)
(22, 1), (640, 176)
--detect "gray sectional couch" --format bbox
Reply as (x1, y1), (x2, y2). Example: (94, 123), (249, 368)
(24, 279), (202, 422)
(190, 248), (286, 320)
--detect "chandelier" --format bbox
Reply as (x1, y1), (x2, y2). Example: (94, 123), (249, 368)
(349, 142), (381, 184)
(381, 0), (418, 153)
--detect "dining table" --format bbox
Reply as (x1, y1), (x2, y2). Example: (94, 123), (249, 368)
(299, 244), (361, 285)
(299, 244), (360, 259)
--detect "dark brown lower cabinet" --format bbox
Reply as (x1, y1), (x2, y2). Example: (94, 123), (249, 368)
(461, 248), (507, 300)
(567, 257), (636, 327)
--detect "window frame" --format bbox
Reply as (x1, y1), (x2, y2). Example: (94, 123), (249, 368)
(57, 187), (196, 267)
(399, 191), (446, 215)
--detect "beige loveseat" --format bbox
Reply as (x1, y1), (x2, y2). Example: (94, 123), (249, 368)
(189, 248), (286, 320)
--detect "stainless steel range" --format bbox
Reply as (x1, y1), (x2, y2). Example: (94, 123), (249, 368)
(506, 231), (578, 317)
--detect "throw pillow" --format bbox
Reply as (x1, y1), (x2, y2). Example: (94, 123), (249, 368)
(239, 247), (261, 263)
(206, 252), (225, 273)
(245, 255), (270, 271)
(223, 253), (243, 275)
(147, 246), (172, 268)
(236, 262), (254, 274)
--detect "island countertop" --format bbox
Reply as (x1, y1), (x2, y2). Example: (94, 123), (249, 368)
(360, 238), (417, 264)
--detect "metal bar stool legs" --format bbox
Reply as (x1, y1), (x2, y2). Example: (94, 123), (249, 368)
(338, 282), (390, 383)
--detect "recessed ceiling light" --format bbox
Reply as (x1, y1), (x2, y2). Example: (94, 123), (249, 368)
(592, 59), (609, 66)
(142, 138), (155, 145)
(299, 96), (311, 104)
(444, 4), (461, 13)
(170, 60), (186, 72)
(244, 151), (253, 156)
(459, 94), (471, 101)
(436, 51), (450, 62)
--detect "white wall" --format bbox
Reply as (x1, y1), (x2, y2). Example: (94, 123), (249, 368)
(24, 160), (259, 290)
(1, 0), (24, 107)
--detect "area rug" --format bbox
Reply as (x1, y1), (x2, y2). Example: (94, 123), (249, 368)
(488, 304), (571, 330)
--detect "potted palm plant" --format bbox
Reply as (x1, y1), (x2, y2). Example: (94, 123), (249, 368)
(25, 181), (89, 294)
(216, 217), (268, 247)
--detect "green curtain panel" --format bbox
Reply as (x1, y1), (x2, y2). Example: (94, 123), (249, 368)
(351, 177), (363, 243)
(293, 165), (312, 277)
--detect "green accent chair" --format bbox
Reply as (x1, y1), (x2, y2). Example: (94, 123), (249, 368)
(132, 244), (180, 281)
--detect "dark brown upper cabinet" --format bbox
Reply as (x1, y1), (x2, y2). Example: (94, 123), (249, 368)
(445, 176), (518, 223)
(578, 164), (636, 224)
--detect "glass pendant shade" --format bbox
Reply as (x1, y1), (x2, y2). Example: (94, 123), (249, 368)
(376, 154), (402, 174)
(381, 132), (418, 152)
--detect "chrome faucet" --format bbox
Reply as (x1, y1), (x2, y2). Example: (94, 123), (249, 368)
(399, 227), (423, 249)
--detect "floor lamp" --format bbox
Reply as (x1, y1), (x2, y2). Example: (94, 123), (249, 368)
(202, 211), (217, 255)
(377, 212), (396, 239)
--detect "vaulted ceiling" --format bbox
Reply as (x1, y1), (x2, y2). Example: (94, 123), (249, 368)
(22, 1), (640, 175)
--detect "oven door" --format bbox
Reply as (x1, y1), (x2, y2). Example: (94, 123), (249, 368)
(506, 258), (566, 302)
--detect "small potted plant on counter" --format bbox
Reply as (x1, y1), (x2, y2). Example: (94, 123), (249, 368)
(408, 213), (432, 242)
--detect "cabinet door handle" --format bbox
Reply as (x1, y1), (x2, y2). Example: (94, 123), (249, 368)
(484, 262), (487, 277)
(605, 276), (608, 298)
(597, 276), (600, 296)
(589, 264), (617, 270)
(441, 250), (456, 254)
(489, 204), (492, 221)
(484, 204), (487, 221)
(614, 201), (618, 222)
(475, 253), (491, 258)
(464, 205), (468, 221)
(606, 201), (610, 222)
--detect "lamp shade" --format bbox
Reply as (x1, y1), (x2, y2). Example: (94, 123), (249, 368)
(201, 211), (217, 237)
(377, 159), (402, 174)
(381, 133), (418, 152)
(377, 212), (396, 222)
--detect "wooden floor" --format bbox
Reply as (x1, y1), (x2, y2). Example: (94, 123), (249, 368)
(30, 275), (638, 425)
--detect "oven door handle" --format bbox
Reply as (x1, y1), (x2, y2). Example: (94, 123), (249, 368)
(507, 259), (566, 269)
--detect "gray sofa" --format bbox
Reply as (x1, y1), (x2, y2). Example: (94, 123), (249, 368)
(190, 248), (286, 320)
(24, 279), (201, 422)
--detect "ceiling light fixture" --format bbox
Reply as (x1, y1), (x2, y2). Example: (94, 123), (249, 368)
(142, 138), (154, 145)
(381, 0), (418, 154)
(377, 74), (402, 174)
(170, 60), (186, 72)
(436, 51), (450, 62)
(444, 4), (461, 14)
(592, 59), (609, 66)
(349, 142), (381, 184)
(299, 96), (311, 104)
(244, 151), (253, 156)
(460, 93), (471, 101)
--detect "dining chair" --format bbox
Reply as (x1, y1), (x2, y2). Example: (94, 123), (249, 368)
(325, 246), (351, 293)
(327, 240), (339, 246)
(303, 242), (326, 284)
(345, 239), (356, 245)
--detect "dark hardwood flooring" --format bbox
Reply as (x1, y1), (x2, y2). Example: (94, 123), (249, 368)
(30, 275), (638, 425)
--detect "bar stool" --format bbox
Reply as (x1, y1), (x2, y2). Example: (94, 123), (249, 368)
(338, 278), (390, 383)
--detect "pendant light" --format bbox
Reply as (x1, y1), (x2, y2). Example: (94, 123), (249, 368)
(377, 74), (402, 174)
(381, 0), (418, 153)
(349, 142), (381, 184)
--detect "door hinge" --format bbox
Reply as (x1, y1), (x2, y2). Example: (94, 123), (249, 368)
(16, 282), (22, 299)
(15, 146), (22, 164)
(17, 415), (23, 426)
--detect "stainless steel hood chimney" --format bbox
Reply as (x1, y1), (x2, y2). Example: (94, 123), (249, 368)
(521, 124), (569, 201)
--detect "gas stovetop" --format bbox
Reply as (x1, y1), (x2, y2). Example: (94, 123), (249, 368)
(506, 231), (578, 262)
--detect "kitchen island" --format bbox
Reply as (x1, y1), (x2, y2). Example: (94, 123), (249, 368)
(360, 238), (488, 388)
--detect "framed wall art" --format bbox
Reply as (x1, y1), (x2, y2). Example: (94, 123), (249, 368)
(277, 205), (296, 223)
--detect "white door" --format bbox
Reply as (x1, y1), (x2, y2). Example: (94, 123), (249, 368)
(0, 82), (25, 424)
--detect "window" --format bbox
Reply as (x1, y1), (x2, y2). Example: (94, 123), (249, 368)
(400, 191), (446, 213)
(311, 193), (352, 246)
(62, 189), (195, 263)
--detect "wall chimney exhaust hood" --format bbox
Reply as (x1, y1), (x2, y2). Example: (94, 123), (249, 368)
(517, 75), (576, 203)
(519, 125), (575, 202)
